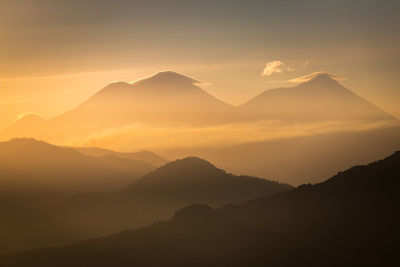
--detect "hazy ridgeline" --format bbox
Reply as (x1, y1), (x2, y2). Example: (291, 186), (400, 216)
(0, 138), (291, 254)
(2, 0), (399, 265)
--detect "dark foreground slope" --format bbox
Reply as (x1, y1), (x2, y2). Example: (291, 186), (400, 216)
(2, 151), (398, 266)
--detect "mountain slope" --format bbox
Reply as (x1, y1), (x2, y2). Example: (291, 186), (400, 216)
(239, 72), (395, 122)
(4, 151), (398, 266)
(0, 138), (154, 194)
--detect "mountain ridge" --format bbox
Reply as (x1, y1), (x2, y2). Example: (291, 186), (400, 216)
(0, 71), (396, 143)
(0, 138), (154, 194)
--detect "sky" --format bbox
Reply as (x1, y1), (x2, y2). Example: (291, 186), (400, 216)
(1, 0), (400, 129)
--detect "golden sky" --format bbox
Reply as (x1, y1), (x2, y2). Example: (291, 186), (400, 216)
(1, 0), (399, 129)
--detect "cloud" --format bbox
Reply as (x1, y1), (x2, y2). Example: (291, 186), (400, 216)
(288, 71), (346, 83)
(261, 61), (295, 76)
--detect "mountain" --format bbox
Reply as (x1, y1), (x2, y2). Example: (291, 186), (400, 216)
(61, 71), (234, 128)
(0, 155), (291, 254)
(0, 138), (154, 194)
(73, 146), (168, 167)
(239, 72), (395, 122)
(3, 151), (398, 266)
(0, 71), (234, 143)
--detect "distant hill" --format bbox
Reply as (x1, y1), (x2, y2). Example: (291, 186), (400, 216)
(0, 155), (290, 254)
(73, 146), (168, 167)
(0, 138), (154, 194)
(1, 114), (46, 137)
(3, 150), (398, 266)
(239, 72), (395, 122)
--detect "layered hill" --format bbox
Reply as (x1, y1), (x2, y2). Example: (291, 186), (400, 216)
(163, 125), (400, 185)
(0, 138), (154, 194)
(3, 151), (398, 266)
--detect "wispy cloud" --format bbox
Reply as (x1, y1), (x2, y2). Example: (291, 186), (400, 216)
(265, 71), (347, 84)
(261, 61), (295, 76)
(15, 112), (43, 121)
(289, 71), (346, 83)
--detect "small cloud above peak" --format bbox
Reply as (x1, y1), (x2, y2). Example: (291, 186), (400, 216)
(262, 60), (295, 77)
(289, 71), (346, 83)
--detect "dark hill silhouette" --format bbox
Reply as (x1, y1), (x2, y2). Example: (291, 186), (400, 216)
(73, 146), (168, 167)
(239, 72), (395, 122)
(3, 151), (398, 266)
(0, 155), (290, 254)
(0, 138), (154, 194)
(124, 157), (291, 207)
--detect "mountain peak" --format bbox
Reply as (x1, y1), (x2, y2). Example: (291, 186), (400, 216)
(309, 72), (336, 82)
(134, 71), (201, 86)
(152, 156), (223, 175)
(296, 72), (347, 91)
